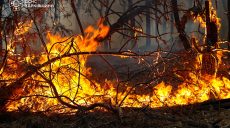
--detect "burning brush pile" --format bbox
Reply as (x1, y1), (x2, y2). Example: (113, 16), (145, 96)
(0, 0), (229, 127)
(0, 19), (229, 126)
(0, 19), (229, 113)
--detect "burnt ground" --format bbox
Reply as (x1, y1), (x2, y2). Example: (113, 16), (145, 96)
(1, 103), (230, 128)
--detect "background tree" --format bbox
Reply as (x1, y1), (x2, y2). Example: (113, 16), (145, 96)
(228, 0), (230, 42)
(0, 1), (3, 56)
(128, 0), (137, 50)
(145, 0), (151, 50)
(171, 0), (191, 50)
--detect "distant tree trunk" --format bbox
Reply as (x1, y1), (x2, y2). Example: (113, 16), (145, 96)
(128, 0), (137, 50)
(228, 0), (230, 51)
(228, 0), (230, 42)
(103, 1), (110, 50)
(162, 19), (166, 34)
(171, 0), (191, 50)
(54, 0), (60, 25)
(145, 0), (151, 50)
(162, 1), (167, 34)
(185, 0), (193, 33)
(170, 14), (174, 40)
(0, 1), (3, 56)
(154, 1), (160, 50)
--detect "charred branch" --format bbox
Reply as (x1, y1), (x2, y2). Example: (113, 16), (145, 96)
(96, 0), (155, 42)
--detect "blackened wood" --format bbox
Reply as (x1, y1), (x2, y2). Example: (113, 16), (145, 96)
(205, 1), (210, 25)
(228, 0), (230, 51)
(96, 0), (154, 42)
(201, 1), (217, 75)
(0, 2), (3, 56)
(206, 1), (218, 49)
(201, 53), (217, 75)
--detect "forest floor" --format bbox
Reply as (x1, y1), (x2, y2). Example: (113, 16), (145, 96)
(1, 103), (230, 128)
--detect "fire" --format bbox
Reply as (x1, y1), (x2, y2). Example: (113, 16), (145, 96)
(194, 14), (206, 28)
(193, 1), (221, 31)
(6, 18), (111, 112)
(3, 11), (230, 113)
(114, 73), (230, 108)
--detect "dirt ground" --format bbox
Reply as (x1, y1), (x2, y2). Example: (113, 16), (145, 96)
(1, 104), (230, 128)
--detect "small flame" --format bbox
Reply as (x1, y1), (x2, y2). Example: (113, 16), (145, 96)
(14, 20), (33, 36)
(193, 14), (206, 28)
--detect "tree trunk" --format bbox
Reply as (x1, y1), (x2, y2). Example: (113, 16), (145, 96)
(103, 1), (110, 50)
(201, 1), (217, 75)
(0, 1), (3, 56)
(145, 0), (151, 50)
(162, 19), (166, 34)
(170, 14), (174, 40)
(228, 0), (230, 42)
(128, 0), (137, 50)
(171, 0), (191, 50)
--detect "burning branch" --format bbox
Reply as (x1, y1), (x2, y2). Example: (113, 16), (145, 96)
(37, 71), (116, 113)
